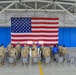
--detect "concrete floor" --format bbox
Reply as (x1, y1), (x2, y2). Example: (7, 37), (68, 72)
(0, 47), (76, 75)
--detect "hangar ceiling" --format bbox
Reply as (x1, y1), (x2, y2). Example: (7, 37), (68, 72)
(0, 0), (76, 17)
(0, 0), (76, 26)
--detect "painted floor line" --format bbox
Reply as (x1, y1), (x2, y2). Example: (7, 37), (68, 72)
(38, 62), (44, 75)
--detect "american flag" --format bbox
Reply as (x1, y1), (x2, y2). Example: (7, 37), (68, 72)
(11, 17), (59, 46)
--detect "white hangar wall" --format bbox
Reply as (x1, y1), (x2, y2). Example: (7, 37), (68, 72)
(0, 11), (76, 27)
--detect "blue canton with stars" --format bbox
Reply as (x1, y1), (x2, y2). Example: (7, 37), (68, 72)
(11, 18), (31, 33)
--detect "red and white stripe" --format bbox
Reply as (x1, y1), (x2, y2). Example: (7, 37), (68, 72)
(11, 18), (59, 46)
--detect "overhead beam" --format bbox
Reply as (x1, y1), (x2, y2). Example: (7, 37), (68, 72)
(15, 2), (19, 9)
(0, 0), (76, 5)
(0, 2), (15, 14)
(34, 0), (37, 17)
(6, 9), (65, 12)
(0, 0), (51, 3)
(38, 4), (50, 9)
(67, 5), (74, 10)
(0, 0), (37, 3)
(0, 1), (17, 3)
(0, 6), (4, 9)
(74, 2), (76, 14)
(56, 3), (76, 18)
(18, 2), (34, 9)
(64, 0), (76, 1)
(55, 2), (76, 6)
(38, 1), (53, 9)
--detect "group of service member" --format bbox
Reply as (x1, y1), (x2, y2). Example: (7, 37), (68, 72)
(0, 43), (67, 64)
(40, 44), (67, 60)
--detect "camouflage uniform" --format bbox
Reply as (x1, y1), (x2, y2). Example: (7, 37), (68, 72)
(0, 46), (5, 61)
(21, 48), (28, 57)
(15, 44), (21, 53)
(40, 45), (44, 53)
(31, 43), (38, 58)
(31, 43), (38, 51)
(58, 45), (63, 55)
(62, 47), (67, 56)
(7, 44), (13, 52)
(40, 44), (45, 59)
(9, 48), (18, 61)
(32, 50), (38, 58)
(43, 47), (50, 57)
(21, 44), (29, 57)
